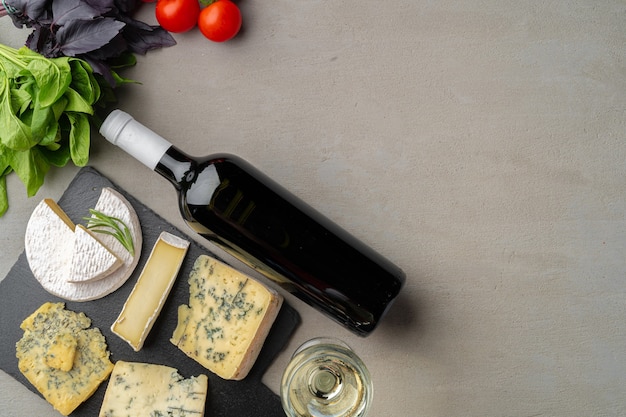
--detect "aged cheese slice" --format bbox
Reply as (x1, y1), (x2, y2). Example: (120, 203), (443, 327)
(25, 187), (142, 301)
(170, 255), (283, 380)
(99, 361), (208, 417)
(16, 302), (114, 416)
(67, 225), (123, 283)
(112, 232), (190, 351)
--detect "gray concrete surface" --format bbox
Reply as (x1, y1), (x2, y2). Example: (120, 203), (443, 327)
(1, 1), (625, 415)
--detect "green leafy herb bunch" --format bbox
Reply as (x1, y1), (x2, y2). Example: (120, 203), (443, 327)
(0, 0), (177, 217)
(0, 44), (107, 217)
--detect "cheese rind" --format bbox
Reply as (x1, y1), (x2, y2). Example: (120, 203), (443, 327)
(16, 302), (114, 416)
(67, 225), (123, 283)
(24, 187), (142, 301)
(98, 361), (208, 417)
(112, 231), (190, 351)
(170, 255), (283, 380)
(24, 199), (75, 289)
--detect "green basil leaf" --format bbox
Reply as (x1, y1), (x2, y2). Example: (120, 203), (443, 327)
(64, 87), (94, 114)
(66, 112), (90, 166)
(40, 140), (71, 167)
(8, 146), (50, 197)
(109, 51), (137, 69)
(25, 54), (72, 108)
(10, 86), (32, 116)
(0, 175), (7, 217)
(39, 121), (60, 147)
(0, 78), (34, 151)
(30, 100), (56, 142)
(111, 69), (139, 86)
(0, 151), (9, 217)
(69, 58), (96, 105)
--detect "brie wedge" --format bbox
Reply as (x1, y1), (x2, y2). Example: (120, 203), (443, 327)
(67, 225), (123, 283)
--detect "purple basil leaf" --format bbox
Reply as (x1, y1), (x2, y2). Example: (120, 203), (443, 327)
(82, 0), (116, 15)
(117, 15), (176, 54)
(7, 10), (34, 29)
(5, 0), (49, 23)
(112, 0), (140, 15)
(5, 0), (51, 28)
(85, 32), (128, 60)
(26, 25), (60, 57)
(56, 18), (125, 56)
(126, 25), (176, 54)
(52, 0), (106, 27)
(82, 55), (116, 86)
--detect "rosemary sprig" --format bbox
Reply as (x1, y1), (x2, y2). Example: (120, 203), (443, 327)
(84, 209), (135, 256)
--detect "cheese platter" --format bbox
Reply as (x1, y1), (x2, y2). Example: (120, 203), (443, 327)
(0, 166), (300, 417)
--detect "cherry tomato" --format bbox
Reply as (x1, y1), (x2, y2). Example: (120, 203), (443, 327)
(198, 0), (242, 42)
(155, 0), (201, 33)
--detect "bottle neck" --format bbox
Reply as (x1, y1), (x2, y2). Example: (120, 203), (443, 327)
(155, 147), (195, 190)
(100, 110), (173, 171)
(100, 110), (197, 189)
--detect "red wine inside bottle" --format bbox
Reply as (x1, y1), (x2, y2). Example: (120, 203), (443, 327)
(100, 110), (405, 336)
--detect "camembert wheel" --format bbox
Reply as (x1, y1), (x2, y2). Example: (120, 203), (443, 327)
(24, 187), (142, 301)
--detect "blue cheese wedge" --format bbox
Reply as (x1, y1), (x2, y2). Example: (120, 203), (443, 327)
(99, 361), (208, 417)
(24, 187), (142, 301)
(15, 302), (114, 416)
(170, 255), (283, 380)
(112, 232), (190, 351)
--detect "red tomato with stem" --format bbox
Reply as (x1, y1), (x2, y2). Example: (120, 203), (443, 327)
(155, 0), (201, 33)
(198, 0), (242, 42)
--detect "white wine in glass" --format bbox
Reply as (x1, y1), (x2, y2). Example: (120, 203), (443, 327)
(281, 338), (373, 417)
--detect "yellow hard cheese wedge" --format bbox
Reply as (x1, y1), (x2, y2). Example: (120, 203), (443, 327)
(99, 361), (208, 417)
(112, 231), (190, 351)
(170, 255), (283, 380)
(16, 302), (114, 416)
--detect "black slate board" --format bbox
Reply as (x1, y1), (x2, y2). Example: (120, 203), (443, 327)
(0, 167), (300, 417)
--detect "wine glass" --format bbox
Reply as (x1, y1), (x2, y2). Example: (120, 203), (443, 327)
(281, 337), (373, 417)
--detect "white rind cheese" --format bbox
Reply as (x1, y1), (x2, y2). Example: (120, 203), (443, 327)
(99, 361), (208, 417)
(24, 187), (142, 301)
(67, 225), (123, 283)
(112, 231), (190, 351)
(24, 199), (75, 290)
(170, 255), (283, 380)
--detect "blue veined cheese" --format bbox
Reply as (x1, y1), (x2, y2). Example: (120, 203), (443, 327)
(99, 361), (208, 417)
(170, 255), (283, 380)
(15, 302), (114, 416)
(42, 332), (78, 372)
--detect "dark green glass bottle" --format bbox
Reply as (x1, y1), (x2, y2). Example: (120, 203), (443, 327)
(101, 110), (405, 336)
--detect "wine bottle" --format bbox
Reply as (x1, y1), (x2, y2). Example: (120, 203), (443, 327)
(100, 110), (405, 336)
